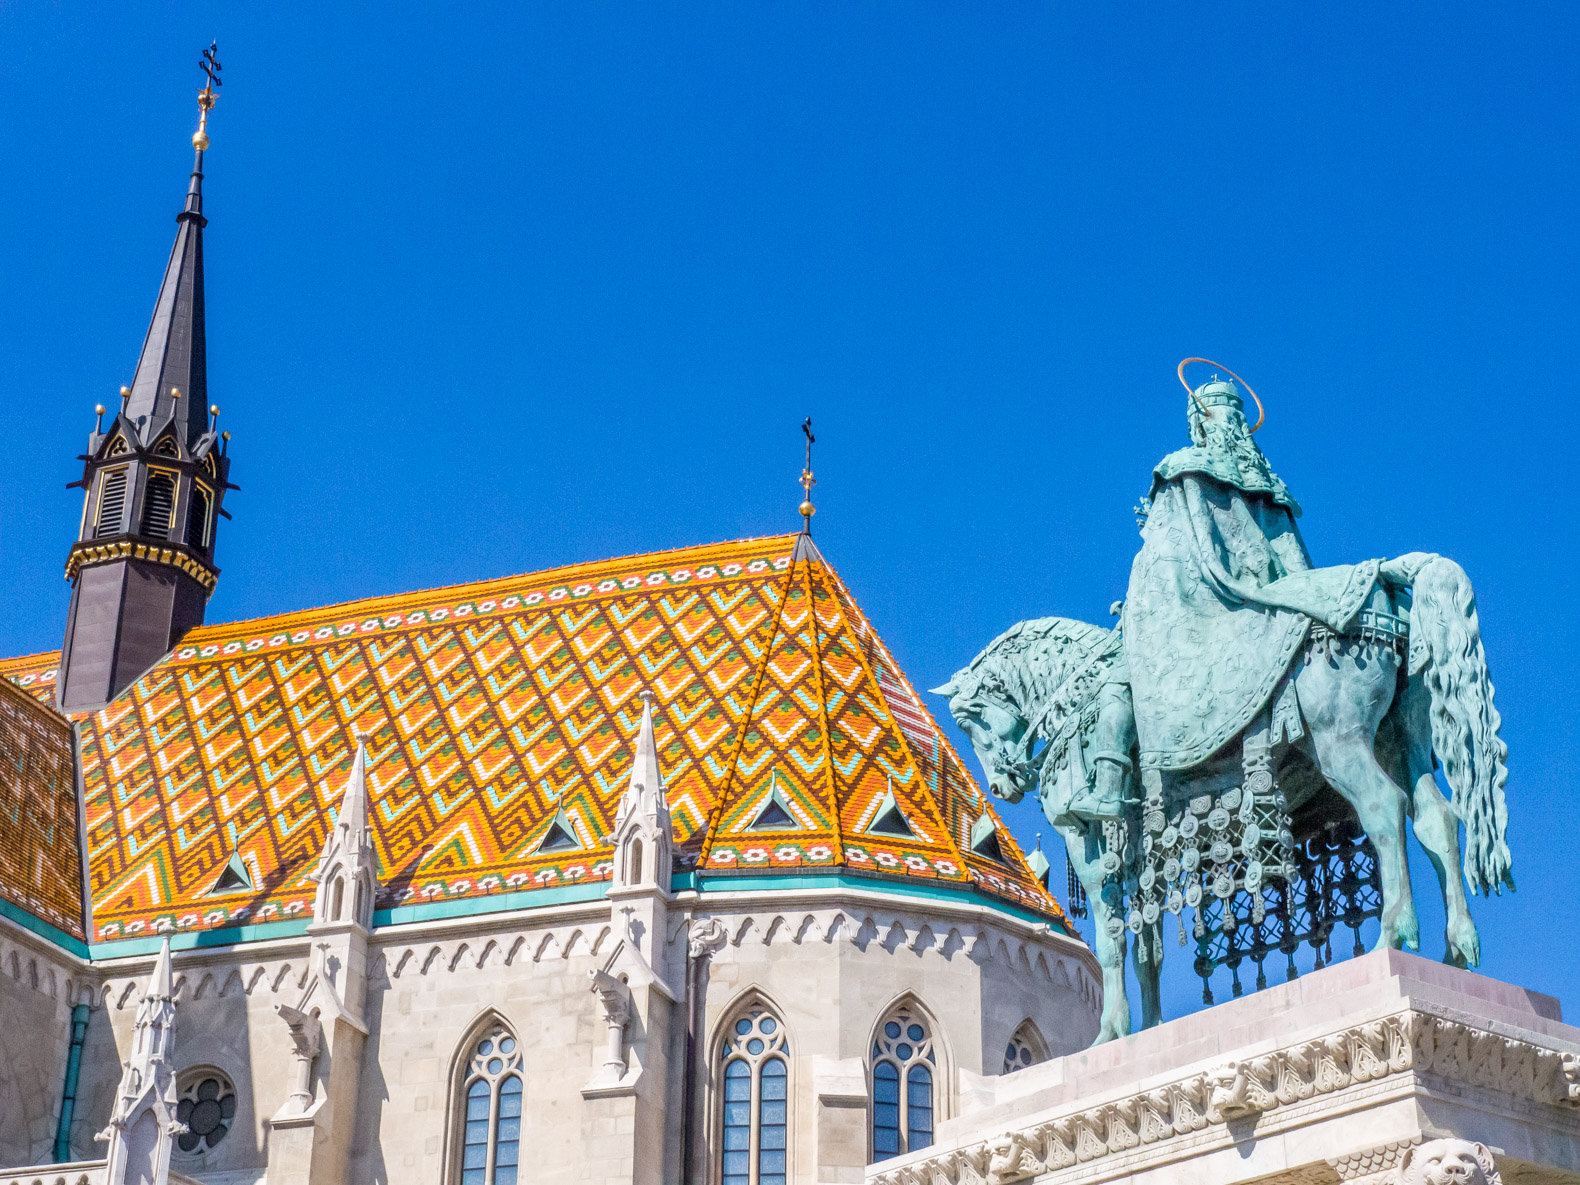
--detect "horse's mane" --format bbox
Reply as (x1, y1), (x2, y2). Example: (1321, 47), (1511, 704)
(953, 616), (1113, 716)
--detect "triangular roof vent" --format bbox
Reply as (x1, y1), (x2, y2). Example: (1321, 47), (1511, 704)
(208, 851), (254, 895)
(864, 782), (915, 838)
(745, 773), (803, 832)
(1024, 833), (1051, 887)
(970, 813), (1005, 863)
(534, 807), (583, 853)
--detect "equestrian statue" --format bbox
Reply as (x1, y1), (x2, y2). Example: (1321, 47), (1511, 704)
(935, 361), (1511, 1045)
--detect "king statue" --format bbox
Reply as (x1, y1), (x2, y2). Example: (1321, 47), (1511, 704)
(938, 361), (1512, 1043)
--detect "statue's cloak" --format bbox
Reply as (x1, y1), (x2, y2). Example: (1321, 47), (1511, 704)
(1124, 442), (1380, 771)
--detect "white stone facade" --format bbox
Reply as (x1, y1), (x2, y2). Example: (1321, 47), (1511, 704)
(0, 880), (1099, 1185)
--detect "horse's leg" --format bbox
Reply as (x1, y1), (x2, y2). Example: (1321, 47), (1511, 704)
(1135, 926), (1163, 1029)
(1061, 820), (1131, 1044)
(1392, 675), (1481, 967)
(1296, 648), (1421, 953)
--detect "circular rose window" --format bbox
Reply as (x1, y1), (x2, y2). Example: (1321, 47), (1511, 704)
(175, 1071), (238, 1153)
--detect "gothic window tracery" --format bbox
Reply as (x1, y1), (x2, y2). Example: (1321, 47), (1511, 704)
(174, 1069), (237, 1155)
(719, 1004), (789, 1185)
(1002, 1020), (1049, 1074)
(871, 1003), (935, 1161)
(457, 1023), (523, 1185)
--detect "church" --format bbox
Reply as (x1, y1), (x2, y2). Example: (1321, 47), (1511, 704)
(0, 65), (1101, 1185)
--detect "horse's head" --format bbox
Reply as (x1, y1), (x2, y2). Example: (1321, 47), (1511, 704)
(932, 666), (1037, 804)
(934, 616), (1121, 808)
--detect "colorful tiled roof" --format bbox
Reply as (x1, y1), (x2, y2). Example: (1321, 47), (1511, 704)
(0, 677), (85, 940)
(1, 535), (1068, 944)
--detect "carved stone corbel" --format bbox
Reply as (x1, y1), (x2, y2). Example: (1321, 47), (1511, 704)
(274, 1003), (323, 1116)
(687, 915), (728, 960)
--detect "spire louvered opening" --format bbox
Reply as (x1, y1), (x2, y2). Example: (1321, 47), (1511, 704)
(141, 472), (176, 538)
(186, 485), (210, 551)
(95, 469), (128, 537)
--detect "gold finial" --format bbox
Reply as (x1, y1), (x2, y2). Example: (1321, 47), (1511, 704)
(94, 404), (106, 416)
(119, 385), (130, 400)
(798, 417), (816, 528)
(193, 42), (222, 151)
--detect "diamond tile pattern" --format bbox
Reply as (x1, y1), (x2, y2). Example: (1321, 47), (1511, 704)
(2, 535), (1066, 942)
(0, 678), (84, 939)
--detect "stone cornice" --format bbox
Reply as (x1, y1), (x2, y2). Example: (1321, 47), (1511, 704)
(869, 1008), (1580, 1185)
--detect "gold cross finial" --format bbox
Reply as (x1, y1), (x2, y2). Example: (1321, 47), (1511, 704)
(193, 42), (222, 151)
(798, 417), (816, 530)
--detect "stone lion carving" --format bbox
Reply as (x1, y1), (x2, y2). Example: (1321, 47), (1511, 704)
(1396, 1139), (1502, 1185)
(984, 1131), (1043, 1185)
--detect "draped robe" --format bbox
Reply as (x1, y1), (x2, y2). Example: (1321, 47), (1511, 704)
(1123, 436), (1380, 772)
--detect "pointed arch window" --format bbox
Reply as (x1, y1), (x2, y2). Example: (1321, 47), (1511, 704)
(186, 484), (211, 551)
(871, 1003), (935, 1162)
(720, 1005), (789, 1185)
(95, 469), (128, 538)
(141, 471), (177, 539)
(1002, 1020), (1049, 1074)
(457, 1024), (523, 1185)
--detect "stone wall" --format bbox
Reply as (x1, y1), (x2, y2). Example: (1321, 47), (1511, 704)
(0, 922), (82, 1166)
(7, 883), (1098, 1185)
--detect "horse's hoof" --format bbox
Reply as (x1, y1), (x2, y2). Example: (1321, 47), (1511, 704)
(1445, 918), (1481, 968)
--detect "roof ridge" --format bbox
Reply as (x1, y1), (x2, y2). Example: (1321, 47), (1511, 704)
(813, 557), (1072, 926)
(695, 556), (800, 865)
(798, 555), (845, 868)
(803, 556), (969, 880)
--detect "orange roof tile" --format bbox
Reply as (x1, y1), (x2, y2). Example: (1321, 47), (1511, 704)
(0, 677), (84, 940)
(3, 535), (1068, 943)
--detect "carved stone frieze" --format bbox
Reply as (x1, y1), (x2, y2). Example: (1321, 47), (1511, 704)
(868, 1009), (1578, 1185)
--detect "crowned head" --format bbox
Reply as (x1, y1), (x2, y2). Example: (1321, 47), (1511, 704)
(1188, 378), (1254, 445)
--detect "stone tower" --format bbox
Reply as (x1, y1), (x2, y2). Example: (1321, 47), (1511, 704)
(56, 83), (233, 713)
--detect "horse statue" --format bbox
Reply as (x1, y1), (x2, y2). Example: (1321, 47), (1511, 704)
(935, 365), (1511, 1044)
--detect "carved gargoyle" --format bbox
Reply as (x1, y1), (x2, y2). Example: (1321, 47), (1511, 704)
(1207, 1060), (1263, 1121)
(985, 1130), (1044, 1185)
(1396, 1139), (1502, 1185)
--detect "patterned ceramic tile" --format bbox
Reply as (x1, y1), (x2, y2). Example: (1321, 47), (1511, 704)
(0, 679), (84, 938)
(3, 535), (1067, 941)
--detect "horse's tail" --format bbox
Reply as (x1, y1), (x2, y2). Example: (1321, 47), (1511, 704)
(1409, 557), (1513, 895)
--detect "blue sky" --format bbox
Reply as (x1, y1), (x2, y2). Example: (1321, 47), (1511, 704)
(1, 5), (1575, 1022)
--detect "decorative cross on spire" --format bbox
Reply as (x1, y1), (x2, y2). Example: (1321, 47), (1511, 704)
(798, 417), (816, 532)
(193, 42), (222, 152)
(199, 41), (223, 97)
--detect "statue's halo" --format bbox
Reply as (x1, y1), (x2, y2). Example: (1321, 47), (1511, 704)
(1177, 357), (1265, 434)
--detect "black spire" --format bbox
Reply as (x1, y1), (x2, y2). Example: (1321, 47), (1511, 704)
(57, 46), (234, 713)
(121, 141), (209, 445)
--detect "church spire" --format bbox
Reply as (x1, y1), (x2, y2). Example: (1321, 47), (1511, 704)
(97, 938), (182, 1185)
(610, 691), (673, 896)
(123, 45), (220, 447)
(57, 46), (235, 713)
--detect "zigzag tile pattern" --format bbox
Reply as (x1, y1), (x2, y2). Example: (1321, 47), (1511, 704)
(3, 535), (1066, 942)
(0, 678), (84, 938)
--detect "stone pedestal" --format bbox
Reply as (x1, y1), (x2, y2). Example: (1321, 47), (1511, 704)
(867, 950), (1580, 1185)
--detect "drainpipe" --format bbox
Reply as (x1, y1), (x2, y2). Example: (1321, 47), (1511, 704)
(54, 1003), (90, 1162)
(682, 940), (700, 1181)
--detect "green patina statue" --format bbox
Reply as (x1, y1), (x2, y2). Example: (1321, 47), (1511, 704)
(936, 369), (1511, 1044)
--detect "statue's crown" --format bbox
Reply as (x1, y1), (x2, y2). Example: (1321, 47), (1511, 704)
(1193, 378), (1244, 411)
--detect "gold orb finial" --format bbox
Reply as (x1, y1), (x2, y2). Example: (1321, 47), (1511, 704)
(94, 404), (106, 416)
(119, 385), (130, 398)
(798, 418), (817, 531)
